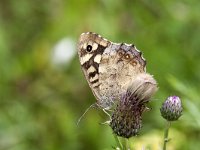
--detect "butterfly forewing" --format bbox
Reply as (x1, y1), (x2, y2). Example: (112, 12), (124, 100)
(78, 32), (110, 103)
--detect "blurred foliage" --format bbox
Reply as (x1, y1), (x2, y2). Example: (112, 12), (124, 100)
(0, 0), (200, 150)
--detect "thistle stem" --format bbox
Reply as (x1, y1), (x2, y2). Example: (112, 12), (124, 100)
(113, 134), (123, 150)
(113, 135), (131, 150)
(121, 138), (130, 150)
(163, 121), (171, 150)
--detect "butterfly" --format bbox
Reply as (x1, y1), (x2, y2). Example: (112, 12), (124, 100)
(77, 32), (157, 110)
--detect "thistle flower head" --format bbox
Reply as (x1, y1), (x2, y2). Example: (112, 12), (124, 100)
(160, 96), (182, 121)
(110, 73), (158, 138)
(110, 96), (144, 138)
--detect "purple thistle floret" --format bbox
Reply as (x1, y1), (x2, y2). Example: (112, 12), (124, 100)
(160, 96), (183, 121)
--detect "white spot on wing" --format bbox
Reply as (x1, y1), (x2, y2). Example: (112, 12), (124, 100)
(83, 43), (87, 49)
(92, 43), (98, 51)
(80, 53), (93, 65)
(88, 41), (93, 46)
(87, 66), (96, 74)
(100, 40), (108, 47)
(94, 54), (102, 63)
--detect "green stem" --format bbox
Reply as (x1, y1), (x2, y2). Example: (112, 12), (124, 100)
(113, 134), (123, 150)
(121, 138), (129, 150)
(163, 121), (171, 150)
(125, 139), (129, 150)
(113, 135), (130, 150)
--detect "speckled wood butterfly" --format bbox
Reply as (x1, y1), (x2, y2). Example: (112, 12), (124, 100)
(78, 32), (157, 110)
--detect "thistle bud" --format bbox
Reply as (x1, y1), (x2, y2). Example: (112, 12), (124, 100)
(160, 96), (182, 121)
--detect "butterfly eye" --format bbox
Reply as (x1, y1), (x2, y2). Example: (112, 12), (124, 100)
(86, 45), (92, 52)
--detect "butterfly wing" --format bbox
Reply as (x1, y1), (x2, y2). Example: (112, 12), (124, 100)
(78, 32), (111, 104)
(98, 43), (146, 108)
(78, 32), (146, 109)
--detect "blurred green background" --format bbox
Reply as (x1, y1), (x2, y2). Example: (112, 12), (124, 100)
(0, 0), (200, 150)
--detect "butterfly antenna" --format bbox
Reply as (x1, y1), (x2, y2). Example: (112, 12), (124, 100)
(77, 103), (97, 126)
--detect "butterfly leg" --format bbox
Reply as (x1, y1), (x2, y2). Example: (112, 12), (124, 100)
(77, 103), (97, 125)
